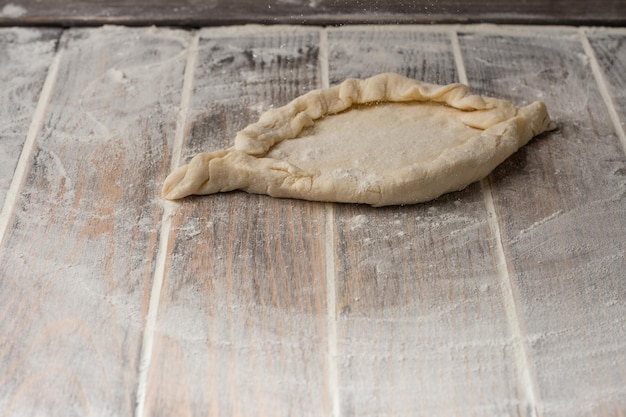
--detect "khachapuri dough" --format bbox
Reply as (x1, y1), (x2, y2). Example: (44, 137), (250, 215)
(162, 73), (555, 206)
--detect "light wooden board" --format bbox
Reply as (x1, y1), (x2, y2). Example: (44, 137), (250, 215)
(1, 24), (625, 417)
(587, 28), (626, 134)
(143, 26), (330, 417)
(325, 26), (530, 417)
(0, 26), (189, 416)
(0, 28), (60, 207)
(458, 27), (626, 417)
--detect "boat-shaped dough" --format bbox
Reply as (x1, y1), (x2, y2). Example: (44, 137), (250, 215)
(162, 73), (555, 206)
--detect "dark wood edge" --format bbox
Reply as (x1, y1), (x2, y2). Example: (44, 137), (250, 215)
(2, 15), (626, 28)
(1, 0), (625, 28)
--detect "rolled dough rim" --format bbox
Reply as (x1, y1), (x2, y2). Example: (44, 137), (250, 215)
(162, 73), (556, 205)
(233, 72), (513, 156)
(255, 101), (552, 206)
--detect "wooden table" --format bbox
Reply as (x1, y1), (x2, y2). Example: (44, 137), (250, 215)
(1, 24), (625, 417)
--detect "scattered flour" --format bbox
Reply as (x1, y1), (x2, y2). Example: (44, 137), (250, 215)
(276, 0), (322, 7)
(0, 3), (27, 18)
(518, 209), (564, 236)
(349, 214), (368, 230)
(106, 68), (129, 84)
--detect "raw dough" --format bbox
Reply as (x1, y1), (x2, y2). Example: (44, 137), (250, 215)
(162, 73), (555, 206)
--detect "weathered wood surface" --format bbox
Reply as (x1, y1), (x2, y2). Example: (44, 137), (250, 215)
(587, 29), (626, 136)
(142, 27), (330, 417)
(0, 28), (60, 207)
(458, 27), (626, 417)
(0, 26), (189, 416)
(326, 27), (528, 417)
(1, 0), (625, 27)
(0, 24), (625, 417)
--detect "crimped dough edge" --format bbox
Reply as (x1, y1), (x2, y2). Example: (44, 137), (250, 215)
(162, 73), (555, 206)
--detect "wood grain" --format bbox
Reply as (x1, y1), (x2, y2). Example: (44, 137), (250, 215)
(143, 26), (330, 417)
(326, 27), (527, 417)
(0, 28), (60, 207)
(1, 23), (625, 417)
(0, 26), (189, 416)
(1, 0), (625, 27)
(587, 29), (626, 134)
(458, 27), (626, 417)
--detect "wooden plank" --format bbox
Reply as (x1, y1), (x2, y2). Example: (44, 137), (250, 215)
(143, 26), (329, 417)
(0, 26), (190, 416)
(0, 28), (60, 207)
(1, 0), (625, 27)
(587, 29), (626, 135)
(326, 27), (527, 417)
(458, 27), (626, 417)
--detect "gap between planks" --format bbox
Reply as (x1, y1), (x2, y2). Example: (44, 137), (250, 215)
(0, 48), (62, 247)
(134, 32), (200, 417)
(450, 29), (542, 417)
(320, 27), (342, 417)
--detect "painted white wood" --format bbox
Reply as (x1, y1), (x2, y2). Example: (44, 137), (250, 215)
(143, 26), (331, 417)
(0, 28), (60, 208)
(0, 24), (624, 417)
(585, 28), (626, 153)
(459, 27), (626, 417)
(0, 26), (190, 417)
(326, 27), (529, 417)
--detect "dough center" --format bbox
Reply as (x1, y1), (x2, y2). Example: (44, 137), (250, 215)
(266, 102), (483, 176)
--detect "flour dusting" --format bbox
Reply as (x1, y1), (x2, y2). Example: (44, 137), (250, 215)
(518, 209), (564, 236)
(349, 214), (368, 230)
(0, 3), (27, 18)
(0, 28), (59, 207)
